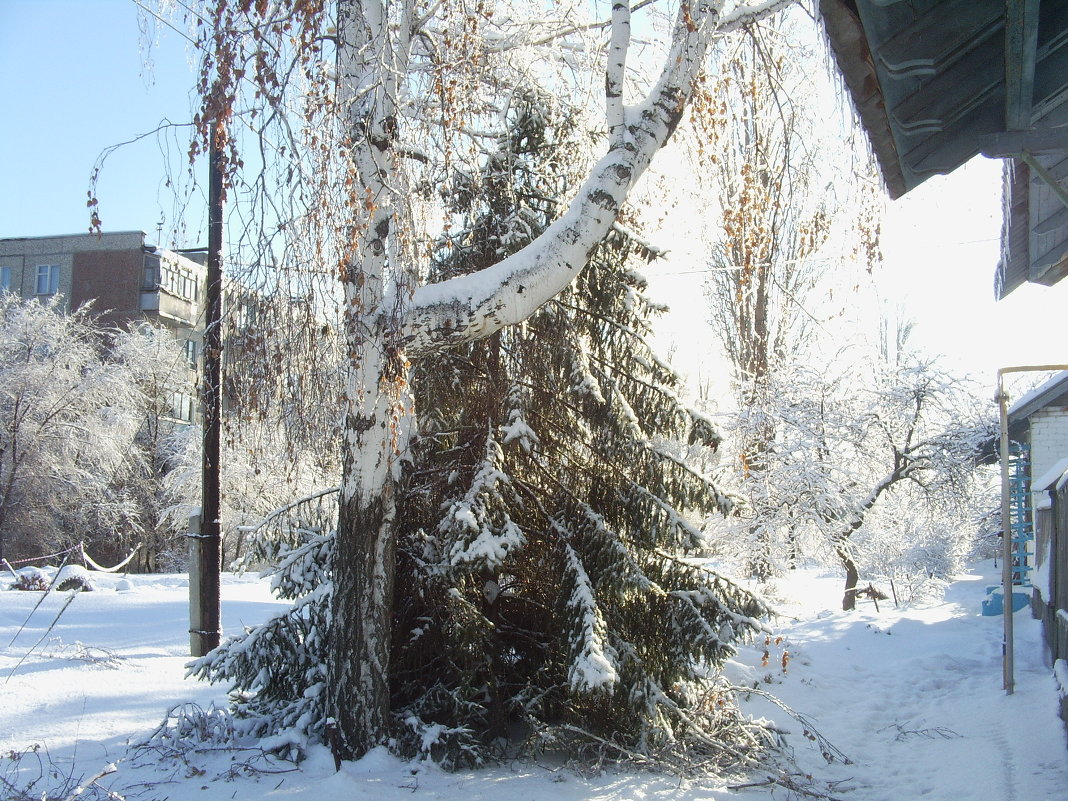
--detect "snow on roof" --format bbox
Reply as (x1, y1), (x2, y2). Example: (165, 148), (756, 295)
(1034, 457), (1068, 493)
(1008, 371), (1068, 421)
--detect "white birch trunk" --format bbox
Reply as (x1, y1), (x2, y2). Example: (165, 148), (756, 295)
(327, 0), (414, 760)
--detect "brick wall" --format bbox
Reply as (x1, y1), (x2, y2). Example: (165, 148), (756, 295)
(0, 232), (146, 313)
(1032, 407), (1068, 482)
(71, 249), (143, 327)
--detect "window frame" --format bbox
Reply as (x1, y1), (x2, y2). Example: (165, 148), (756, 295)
(35, 264), (59, 296)
(142, 254), (161, 290)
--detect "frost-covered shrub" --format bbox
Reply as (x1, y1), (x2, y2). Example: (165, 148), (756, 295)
(55, 564), (94, 592)
(10, 567), (50, 591)
(0, 296), (144, 565)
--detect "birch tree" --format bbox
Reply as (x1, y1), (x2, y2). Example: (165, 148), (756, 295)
(169, 0), (793, 760)
(193, 99), (769, 768)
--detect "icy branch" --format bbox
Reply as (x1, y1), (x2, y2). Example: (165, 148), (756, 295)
(718, 0), (796, 33)
(397, 1), (747, 357)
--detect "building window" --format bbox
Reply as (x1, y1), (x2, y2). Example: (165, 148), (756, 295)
(185, 339), (197, 370)
(143, 254), (161, 290)
(0, 265), (10, 293)
(169, 391), (196, 423)
(35, 265), (59, 296)
(158, 259), (199, 303)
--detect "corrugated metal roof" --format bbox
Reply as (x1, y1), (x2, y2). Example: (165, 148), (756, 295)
(820, 0), (1068, 298)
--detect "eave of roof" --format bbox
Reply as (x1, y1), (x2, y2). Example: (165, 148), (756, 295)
(819, 0), (1068, 195)
(818, 0), (908, 198)
(820, 0), (1068, 300)
(1008, 370), (1068, 422)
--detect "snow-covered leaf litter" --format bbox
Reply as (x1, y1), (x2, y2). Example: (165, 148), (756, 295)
(3, 560), (1066, 800)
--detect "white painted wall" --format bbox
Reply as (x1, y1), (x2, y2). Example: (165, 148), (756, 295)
(1031, 407), (1068, 483)
(1029, 408), (1068, 597)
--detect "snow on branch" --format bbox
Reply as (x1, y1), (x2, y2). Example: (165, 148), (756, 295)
(442, 433), (526, 572)
(561, 541), (620, 694)
(718, 0), (797, 33)
(398, 1), (787, 358)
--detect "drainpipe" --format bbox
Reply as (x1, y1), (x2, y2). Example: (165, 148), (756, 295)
(998, 370), (1012, 694)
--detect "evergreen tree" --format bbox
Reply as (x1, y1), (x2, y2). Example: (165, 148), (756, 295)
(191, 95), (769, 771)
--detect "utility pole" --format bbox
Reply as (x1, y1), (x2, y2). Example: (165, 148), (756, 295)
(190, 129), (225, 657)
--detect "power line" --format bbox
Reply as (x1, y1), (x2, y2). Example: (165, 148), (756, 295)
(651, 237), (1001, 277)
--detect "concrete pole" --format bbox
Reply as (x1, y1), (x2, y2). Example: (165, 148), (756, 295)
(190, 132), (225, 658)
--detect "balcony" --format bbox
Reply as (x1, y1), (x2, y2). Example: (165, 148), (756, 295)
(140, 289), (198, 326)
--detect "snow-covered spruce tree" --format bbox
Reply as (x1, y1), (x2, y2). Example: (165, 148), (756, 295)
(391, 96), (769, 768)
(165, 0), (793, 759)
(187, 486), (338, 755)
(191, 96), (770, 771)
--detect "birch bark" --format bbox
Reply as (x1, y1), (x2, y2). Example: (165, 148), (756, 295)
(327, 0), (415, 759)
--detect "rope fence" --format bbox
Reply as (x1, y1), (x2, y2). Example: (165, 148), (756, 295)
(2, 542), (141, 576)
(2, 544), (81, 568)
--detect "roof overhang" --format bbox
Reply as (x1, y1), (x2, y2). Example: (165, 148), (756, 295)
(819, 0), (1068, 298)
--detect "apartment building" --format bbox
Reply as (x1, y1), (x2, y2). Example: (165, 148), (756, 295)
(0, 230), (206, 422)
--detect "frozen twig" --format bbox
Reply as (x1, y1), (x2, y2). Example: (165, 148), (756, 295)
(730, 684), (851, 764)
(61, 763), (119, 801)
(7, 549), (75, 647)
(5, 590), (82, 684)
(728, 773), (849, 800)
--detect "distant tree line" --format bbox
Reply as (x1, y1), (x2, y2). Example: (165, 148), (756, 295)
(0, 294), (337, 571)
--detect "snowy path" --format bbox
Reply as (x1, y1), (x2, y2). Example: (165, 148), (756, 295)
(735, 563), (1068, 801)
(0, 573), (286, 772)
(1, 562), (1065, 800)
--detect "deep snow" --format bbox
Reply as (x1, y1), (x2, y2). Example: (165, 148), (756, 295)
(1, 561), (1065, 800)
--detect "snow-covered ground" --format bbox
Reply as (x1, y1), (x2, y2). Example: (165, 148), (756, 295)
(2, 561), (1065, 800)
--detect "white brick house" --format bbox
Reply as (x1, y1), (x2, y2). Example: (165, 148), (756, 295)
(1008, 373), (1068, 680)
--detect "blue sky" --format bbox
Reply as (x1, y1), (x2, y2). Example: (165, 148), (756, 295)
(0, 0), (202, 243)
(2, 0), (1065, 388)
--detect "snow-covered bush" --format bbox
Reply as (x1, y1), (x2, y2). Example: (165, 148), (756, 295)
(9, 567), (49, 592)
(55, 564), (94, 592)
